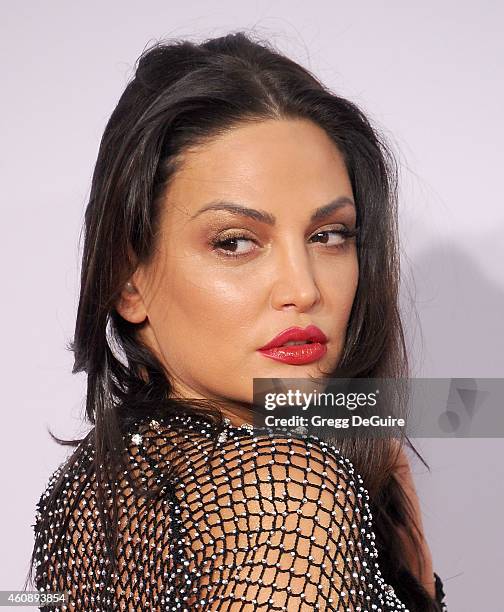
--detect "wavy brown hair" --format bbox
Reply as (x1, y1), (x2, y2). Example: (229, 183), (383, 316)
(28, 31), (439, 610)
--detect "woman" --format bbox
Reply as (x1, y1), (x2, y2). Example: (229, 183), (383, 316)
(28, 32), (447, 610)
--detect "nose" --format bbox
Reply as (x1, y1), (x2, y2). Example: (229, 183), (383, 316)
(269, 240), (321, 312)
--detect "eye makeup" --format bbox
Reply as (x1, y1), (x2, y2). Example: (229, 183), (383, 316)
(208, 225), (360, 259)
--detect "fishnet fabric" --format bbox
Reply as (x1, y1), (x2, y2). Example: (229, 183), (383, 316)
(32, 414), (413, 611)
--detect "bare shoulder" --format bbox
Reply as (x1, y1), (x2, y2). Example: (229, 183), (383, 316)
(197, 427), (368, 533)
(174, 425), (403, 610)
(212, 427), (363, 489)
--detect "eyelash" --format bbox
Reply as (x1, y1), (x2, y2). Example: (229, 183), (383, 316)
(210, 226), (360, 259)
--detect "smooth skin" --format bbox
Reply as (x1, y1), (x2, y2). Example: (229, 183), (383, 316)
(116, 117), (435, 599)
(118, 117), (358, 420)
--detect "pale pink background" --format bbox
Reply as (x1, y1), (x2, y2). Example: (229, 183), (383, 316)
(2, 2), (503, 610)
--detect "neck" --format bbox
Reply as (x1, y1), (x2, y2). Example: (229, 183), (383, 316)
(168, 379), (256, 428)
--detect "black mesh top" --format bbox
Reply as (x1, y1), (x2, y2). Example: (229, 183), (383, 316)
(31, 413), (448, 611)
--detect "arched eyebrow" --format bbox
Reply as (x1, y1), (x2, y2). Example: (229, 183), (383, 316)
(190, 196), (355, 225)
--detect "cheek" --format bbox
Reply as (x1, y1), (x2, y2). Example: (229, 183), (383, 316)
(153, 257), (257, 348)
(148, 246), (358, 365)
(322, 253), (359, 310)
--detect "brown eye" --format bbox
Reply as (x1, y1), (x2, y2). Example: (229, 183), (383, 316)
(211, 233), (258, 258)
(311, 230), (345, 246)
(309, 226), (360, 249)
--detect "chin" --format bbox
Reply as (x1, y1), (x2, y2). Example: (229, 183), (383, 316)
(261, 365), (328, 380)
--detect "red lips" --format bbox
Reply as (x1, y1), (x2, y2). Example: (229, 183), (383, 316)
(257, 324), (328, 365)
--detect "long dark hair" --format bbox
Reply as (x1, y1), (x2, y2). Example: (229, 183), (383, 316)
(28, 31), (438, 610)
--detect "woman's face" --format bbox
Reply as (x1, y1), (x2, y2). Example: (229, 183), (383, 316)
(119, 118), (358, 409)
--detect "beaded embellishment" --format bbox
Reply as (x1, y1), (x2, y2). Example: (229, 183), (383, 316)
(31, 413), (414, 611)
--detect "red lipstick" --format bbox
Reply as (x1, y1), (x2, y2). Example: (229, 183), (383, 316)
(258, 324), (328, 365)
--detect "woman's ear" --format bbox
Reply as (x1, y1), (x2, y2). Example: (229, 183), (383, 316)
(115, 274), (148, 324)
